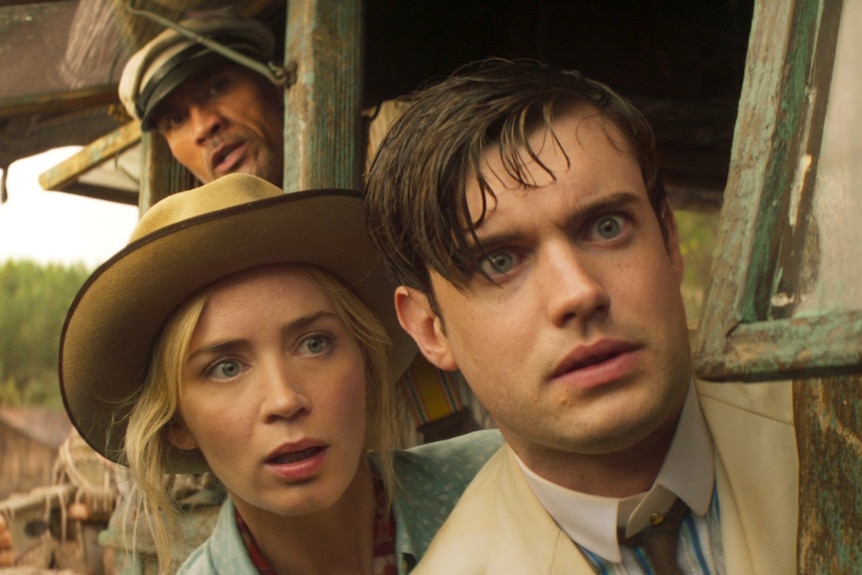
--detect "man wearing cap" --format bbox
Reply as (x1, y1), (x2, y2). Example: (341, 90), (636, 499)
(119, 17), (284, 185)
(118, 16), (482, 442)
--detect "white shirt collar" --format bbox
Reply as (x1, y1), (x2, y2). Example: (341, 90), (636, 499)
(515, 380), (714, 563)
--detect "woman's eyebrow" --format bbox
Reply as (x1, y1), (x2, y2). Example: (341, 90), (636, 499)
(186, 310), (340, 361)
(280, 311), (340, 339)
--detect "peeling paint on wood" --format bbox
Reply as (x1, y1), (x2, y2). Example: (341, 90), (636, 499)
(282, 0), (363, 192)
(698, 309), (862, 382)
(691, 1), (862, 571)
(694, 0), (861, 383)
(795, 376), (862, 575)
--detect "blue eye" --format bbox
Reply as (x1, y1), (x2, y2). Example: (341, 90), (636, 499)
(300, 334), (331, 355)
(209, 359), (242, 380)
(481, 250), (518, 275)
(594, 216), (624, 239)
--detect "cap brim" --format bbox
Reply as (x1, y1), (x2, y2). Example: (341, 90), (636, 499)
(139, 51), (251, 131)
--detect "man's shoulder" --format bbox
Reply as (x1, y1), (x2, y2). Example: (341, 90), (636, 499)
(411, 446), (592, 574)
(432, 439), (510, 509)
(390, 429), (504, 522)
(387, 430), (504, 564)
(695, 378), (794, 425)
(395, 429), (504, 491)
(403, 443), (516, 547)
(402, 428), (505, 459)
(406, 447), (510, 575)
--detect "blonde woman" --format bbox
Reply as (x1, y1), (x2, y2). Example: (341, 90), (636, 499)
(59, 174), (501, 574)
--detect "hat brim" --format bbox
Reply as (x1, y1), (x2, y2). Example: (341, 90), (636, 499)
(60, 189), (414, 473)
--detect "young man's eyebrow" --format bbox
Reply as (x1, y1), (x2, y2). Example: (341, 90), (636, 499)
(565, 189), (642, 222)
(469, 189), (642, 250)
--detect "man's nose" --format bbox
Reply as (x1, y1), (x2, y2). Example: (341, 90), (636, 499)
(191, 105), (225, 144)
(542, 244), (611, 328)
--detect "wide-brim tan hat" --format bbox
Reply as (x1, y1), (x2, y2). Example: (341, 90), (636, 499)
(119, 16), (275, 130)
(60, 174), (415, 474)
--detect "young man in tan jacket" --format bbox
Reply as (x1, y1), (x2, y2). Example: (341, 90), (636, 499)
(364, 58), (798, 575)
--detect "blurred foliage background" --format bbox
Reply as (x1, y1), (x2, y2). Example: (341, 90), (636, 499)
(0, 260), (89, 408)
(676, 209), (721, 324)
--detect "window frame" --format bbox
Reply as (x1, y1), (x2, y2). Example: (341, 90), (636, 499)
(693, 0), (862, 382)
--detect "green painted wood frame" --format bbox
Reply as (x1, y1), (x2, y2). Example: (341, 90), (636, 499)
(694, 0), (862, 382)
(282, 0), (363, 193)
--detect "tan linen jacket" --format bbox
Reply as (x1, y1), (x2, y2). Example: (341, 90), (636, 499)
(411, 380), (798, 575)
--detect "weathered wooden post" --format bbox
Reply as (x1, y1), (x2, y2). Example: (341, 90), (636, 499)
(282, 0), (363, 192)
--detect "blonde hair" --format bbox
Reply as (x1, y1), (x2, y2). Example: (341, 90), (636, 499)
(122, 264), (401, 573)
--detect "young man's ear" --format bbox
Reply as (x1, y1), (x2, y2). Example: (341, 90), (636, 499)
(394, 286), (458, 371)
(167, 418), (199, 451)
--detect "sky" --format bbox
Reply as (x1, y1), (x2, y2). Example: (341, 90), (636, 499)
(0, 148), (139, 269)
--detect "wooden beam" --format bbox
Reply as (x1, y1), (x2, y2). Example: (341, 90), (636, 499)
(55, 182), (138, 206)
(795, 376), (862, 574)
(0, 86), (119, 119)
(38, 121), (141, 192)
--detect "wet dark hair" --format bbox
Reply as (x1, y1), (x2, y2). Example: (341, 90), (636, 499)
(364, 58), (666, 298)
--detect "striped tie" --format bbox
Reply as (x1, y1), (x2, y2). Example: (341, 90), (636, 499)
(618, 498), (688, 574)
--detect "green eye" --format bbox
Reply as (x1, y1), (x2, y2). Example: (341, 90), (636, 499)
(482, 251), (517, 274)
(595, 216), (623, 239)
(301, 335), (331, 355)
(212, 360), (241, 379)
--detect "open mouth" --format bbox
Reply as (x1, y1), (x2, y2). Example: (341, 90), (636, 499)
(571, 350), (618, 371)
(212, 149), (227, 168)
(211, 141), (242, 171)
(554, 350), (620, 378)
(268, 446), (324, 465)
(552, 341), (640, 380)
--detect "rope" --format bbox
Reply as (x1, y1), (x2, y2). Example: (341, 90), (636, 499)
(52, 430), (120, 533)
